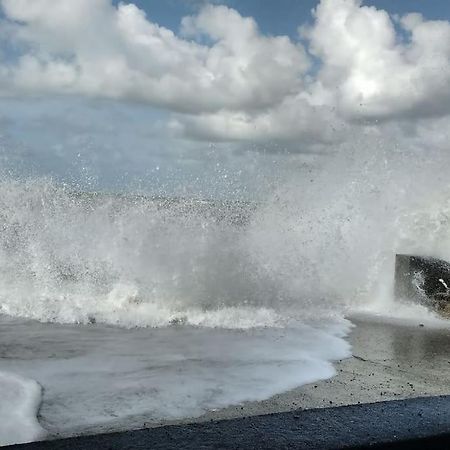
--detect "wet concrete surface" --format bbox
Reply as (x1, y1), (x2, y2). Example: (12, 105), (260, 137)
(3, 317), (450, 448)
(5, 395), (450, 449)
(159, 317), (450, 426)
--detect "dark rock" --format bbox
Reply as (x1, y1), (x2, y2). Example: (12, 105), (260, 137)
(394, 254), (450, 317)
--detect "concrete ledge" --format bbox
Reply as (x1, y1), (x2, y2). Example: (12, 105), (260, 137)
(5, 396), (450, 450)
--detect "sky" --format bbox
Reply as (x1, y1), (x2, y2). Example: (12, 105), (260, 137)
(0, 0), (450, 197)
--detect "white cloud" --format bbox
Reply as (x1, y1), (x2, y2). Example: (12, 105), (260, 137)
(171, 97), (348, 147)
(0, 0), (450, 147)
(306, 0), (450, 120)
(0, 1), (309, 114)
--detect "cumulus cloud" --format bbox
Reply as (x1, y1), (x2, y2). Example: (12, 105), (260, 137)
(0, 0), (449, 146)
(305, 0), (450, 120)
(170, 98), (348, 146)
(0, 0), (308, 113)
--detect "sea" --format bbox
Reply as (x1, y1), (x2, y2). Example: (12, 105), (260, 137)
(1, 142), (450, 445)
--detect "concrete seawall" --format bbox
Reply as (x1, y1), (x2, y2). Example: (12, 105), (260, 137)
(5, 396), (450, 449)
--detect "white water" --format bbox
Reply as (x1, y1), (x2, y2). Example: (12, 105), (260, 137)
(0, 316), (351, 439)
(0, 370), (46, 446)
(0, 178), (354, 444)
(1, 137), (450, 443)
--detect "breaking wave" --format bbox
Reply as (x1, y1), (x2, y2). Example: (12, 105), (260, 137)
(1, 140), (450, 327)
(0, 179), (277, 327)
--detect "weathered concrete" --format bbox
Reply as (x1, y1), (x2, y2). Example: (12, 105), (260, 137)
(5, 396), (450, 449)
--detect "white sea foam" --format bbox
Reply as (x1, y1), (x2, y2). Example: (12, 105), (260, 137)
(0, 179), (354, 441)
(0, 371), (47, 446)
(0, 317), (351, 438)
(0, 160), (450, 328)
(1, 134), (450, 443)
(353, 300), (450, 329)
(0, 179), (290, 328)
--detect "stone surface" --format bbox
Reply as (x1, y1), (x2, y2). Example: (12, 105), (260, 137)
(395, 254), (450, 316)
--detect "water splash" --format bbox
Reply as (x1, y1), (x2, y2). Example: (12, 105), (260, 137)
(1, 136), (450, 327)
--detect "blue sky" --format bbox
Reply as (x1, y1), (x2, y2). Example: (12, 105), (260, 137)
(114, 1), (450, 38)
(1, 0), (450, 197)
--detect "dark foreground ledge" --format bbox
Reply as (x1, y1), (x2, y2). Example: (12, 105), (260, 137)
(6, 396), (450, 450)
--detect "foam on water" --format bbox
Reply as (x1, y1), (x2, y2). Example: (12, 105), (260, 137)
(0, 179), (289, 328)
(0, 370), (46, 446)
(1, 145), (450, 328)
(1, 132), (450, 442)
(0, 316), (351, 438)
(0, 177), (357, 442)
(353, 299), (450, 328)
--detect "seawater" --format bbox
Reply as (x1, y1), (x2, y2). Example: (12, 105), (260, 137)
(0, 179), (353, 445)
(0, 316), (351, 442)
(1, 141), (450, 445)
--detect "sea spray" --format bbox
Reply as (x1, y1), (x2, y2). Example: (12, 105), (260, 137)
(0, 178), (283, 327)
(1, 135), (450, 326)
(1, 136), (450, 441)
(246, 134), (450, 320)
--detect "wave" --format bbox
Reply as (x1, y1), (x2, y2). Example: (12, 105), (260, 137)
(1, 140), (450, 328)
(0, 179), (289, 327)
